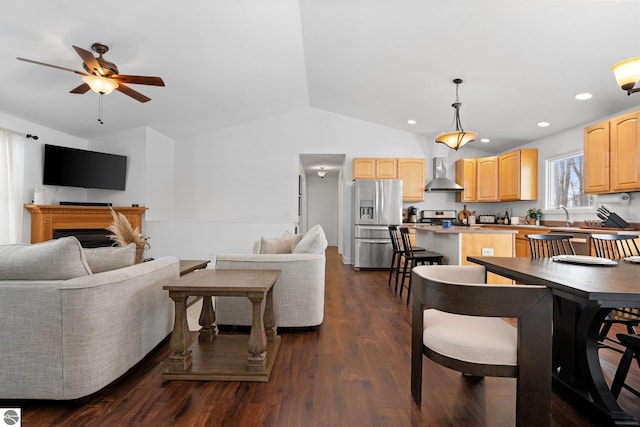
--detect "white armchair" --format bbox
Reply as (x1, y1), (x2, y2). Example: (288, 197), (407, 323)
(214, 224), (327, 328)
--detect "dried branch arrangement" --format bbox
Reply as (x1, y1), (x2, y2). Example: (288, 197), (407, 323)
(107, 209), (150, 263)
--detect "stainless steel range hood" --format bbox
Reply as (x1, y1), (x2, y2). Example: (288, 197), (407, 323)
(425, 157), (463, 191)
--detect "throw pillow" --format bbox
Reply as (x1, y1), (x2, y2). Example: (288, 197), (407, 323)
(83, 243), (137, 273)
(292, 224), (328, 254)
(283, 231), (304, 252)
(259, 236), (294, 254)
(0, 236), (92, 280)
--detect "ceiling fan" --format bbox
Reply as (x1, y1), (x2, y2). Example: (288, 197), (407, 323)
(17, 42), (165, 103)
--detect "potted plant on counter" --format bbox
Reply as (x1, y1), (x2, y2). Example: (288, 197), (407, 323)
(527, 208), (542, 225)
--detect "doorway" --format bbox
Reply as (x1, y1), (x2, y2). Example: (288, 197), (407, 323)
(299, 154), (346, 253)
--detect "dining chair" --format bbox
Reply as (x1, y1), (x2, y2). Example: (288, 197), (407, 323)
(410, 265), (553, 427)
(591, 234), (640, 352)
(526, 234), (576, 258)
(387, 226), (425, 290)
(398, 227), (443, 305)
(610, 333), (640, 399)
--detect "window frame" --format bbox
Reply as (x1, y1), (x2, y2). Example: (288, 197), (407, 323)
(544, 149), (595, 213)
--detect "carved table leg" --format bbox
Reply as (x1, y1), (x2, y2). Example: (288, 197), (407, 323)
(167, 291), (192, 371)
(264, 286), (277, 343)
(198, 295), (218, 342)
(247, 292), (267, 372)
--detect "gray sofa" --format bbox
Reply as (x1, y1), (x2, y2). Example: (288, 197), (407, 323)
(0, 237), (179, 400)
(215, 224), (327, 328)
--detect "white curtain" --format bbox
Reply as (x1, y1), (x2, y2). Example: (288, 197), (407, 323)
(0, 129), (26, 244)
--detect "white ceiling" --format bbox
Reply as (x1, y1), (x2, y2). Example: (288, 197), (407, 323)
(2, 0), (640, 155)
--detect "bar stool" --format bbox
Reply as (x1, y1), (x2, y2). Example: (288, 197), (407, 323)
(388, 226), (425, 290)
(398, 227), (443, 305)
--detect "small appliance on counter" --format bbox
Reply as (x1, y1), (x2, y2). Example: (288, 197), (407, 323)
(477, 214), (497, 224)
(420, 209), (457, 225)
(407, 206), (418, 223)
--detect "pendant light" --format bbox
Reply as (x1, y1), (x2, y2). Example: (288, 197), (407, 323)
(611, 57), (640, 95)
(435, 78), (477, 150)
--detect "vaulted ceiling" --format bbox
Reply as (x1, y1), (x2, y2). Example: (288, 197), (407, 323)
(2, 0), (639, 153)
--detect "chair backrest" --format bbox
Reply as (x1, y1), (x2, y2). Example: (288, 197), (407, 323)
(399, 227), (416, 257)
(591, 234), (640, 259)
(526, 234), (576, 258)
(388, 225), (402, 252)
(412, 265), (551, 319)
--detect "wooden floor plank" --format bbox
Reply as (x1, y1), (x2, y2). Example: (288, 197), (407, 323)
(4, 246), (638, 426)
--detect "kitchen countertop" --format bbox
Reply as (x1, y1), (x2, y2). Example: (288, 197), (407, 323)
(477, 223), (640, 235)
(411, 224), (517, 234)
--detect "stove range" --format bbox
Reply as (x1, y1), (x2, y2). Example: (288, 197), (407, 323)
(420, 209), (457, 225)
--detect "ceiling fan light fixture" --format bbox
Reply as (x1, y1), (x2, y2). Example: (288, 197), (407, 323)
(435, 78), (477, 150)
(83, 75), (118, 95)
(611, 57), (640, 94)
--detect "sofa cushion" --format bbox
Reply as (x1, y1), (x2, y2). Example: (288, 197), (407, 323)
(259, 236), (292, 254)
(259, 231), (304, 254)
(0, 236), (92, 280)
(292, 224), (328, 254)
(83, 243), (136, 273)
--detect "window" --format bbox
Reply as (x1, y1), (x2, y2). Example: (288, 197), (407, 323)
(546, 151), (593, 210)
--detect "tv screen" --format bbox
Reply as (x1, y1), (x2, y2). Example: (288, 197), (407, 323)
(43, 144), (127, 190)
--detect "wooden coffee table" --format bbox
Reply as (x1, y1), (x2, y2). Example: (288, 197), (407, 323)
(162, 269), (281, 382)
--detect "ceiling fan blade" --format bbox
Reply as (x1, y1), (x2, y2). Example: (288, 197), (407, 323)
(72, 45), (104, 75)
(116, 83), (151, 103)
(17, 57), (88, 76)
(70, 83), (91, 94)
(111, 74), (165, 86)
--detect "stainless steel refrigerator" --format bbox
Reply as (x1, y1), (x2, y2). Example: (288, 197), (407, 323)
(353, 179), (403, 269)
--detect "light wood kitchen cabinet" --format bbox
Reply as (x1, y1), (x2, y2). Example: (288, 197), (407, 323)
(397, 158), (425, 202)
(610, 111), (640, 192)
(584, 120), (610, 193)
(455, 158), (477, 202)
(476, 156), (499, 202)
(498, 149), (538, 201)
(352, 158), (397, 179)
(585, 111), (640, 194)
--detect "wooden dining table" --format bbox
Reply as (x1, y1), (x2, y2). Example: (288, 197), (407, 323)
(467, 256), (640, 427)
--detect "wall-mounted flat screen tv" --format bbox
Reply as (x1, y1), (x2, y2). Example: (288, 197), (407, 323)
(43, 144), (127, 190)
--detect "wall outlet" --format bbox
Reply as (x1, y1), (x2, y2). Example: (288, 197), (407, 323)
(481, 248), (494, 256)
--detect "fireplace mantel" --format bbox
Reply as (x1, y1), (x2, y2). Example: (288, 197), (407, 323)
(24, 204), (148, 244)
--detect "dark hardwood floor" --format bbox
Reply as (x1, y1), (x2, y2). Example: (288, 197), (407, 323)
(5, 247), (639, 426)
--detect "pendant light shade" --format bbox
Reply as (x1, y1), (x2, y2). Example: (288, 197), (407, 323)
(435, 79), (477, 150)
(611, 57), (640, 94)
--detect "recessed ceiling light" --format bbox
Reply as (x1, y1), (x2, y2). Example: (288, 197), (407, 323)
(537, 121), (551, 127)
(575, 93), (593, 100)
(480, 138), (490, 143)
(407, 119), (416, 125)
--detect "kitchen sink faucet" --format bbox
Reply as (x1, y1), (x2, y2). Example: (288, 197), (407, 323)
(559, 205), (573, 227)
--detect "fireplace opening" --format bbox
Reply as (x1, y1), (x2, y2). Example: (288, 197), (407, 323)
(53, 229), (114, 248)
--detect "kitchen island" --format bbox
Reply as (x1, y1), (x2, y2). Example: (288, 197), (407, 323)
(413, 224), (516, 284)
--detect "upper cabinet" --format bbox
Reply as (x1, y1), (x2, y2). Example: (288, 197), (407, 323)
(455, 149), (538, 202)
(353, 158), (397, 179)
(353, 157), (425, 202)
(585, 111), (640, 194)
(476, 156), (500, 202)
(455, 158), (477, 202)
(498, 149), (538, 201)
(398, 158), (426, 202)
(584, 120), (610, 193)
